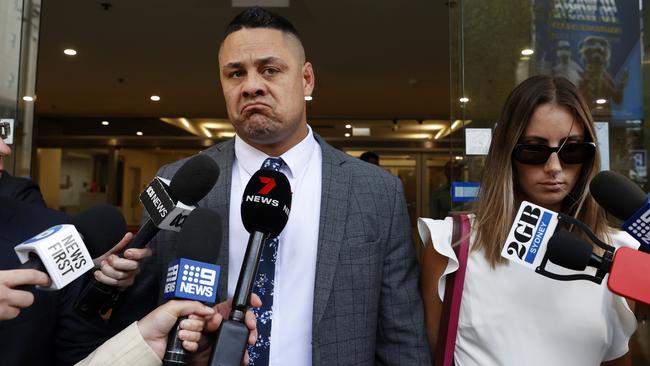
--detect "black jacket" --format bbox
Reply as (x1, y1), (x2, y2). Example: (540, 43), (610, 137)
(0, 198), (110, 365)
(0, 172), (46, 207)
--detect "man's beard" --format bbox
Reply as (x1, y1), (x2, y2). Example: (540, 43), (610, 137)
(240, 110), (281, 140)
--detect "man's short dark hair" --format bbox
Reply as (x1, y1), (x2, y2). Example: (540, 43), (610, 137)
(360, 151), (379, 162)
(225, 7), (300, 40)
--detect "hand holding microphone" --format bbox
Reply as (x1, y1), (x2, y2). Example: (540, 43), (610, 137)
(76, 154), (220, 320)
(2, 204), (125, 320)
(545, 229), (650, 305)
(0, 269), (50, 320)
(13, 204), (127, 291)
(91, 232), (150, 288)
(208, 168), (291, 366)
(138, 300), (217, 359)
(77, 299), (218, 366)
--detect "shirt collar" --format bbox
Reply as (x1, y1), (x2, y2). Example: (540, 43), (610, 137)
(234, 125), (317, 180)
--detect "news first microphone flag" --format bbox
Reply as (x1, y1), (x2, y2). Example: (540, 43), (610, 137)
(14, 224), (94, 290)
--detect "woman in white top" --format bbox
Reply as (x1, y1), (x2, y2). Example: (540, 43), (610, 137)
(419, 75), (637, 366)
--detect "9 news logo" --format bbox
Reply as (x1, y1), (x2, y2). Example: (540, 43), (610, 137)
(163, 259), (220, 303)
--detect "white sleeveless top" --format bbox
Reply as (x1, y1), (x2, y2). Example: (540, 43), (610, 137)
(418, 216), (638, 366)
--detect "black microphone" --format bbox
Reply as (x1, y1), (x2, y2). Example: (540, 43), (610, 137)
(545, 230), (612, 274)
(208, 169), (292, 366)
(75, 154), (220, 320)
(14, 204), (126, 291)
(590, 170), (650, 251)
(163, 208), (223, 365)
(544, 229), (650, 305)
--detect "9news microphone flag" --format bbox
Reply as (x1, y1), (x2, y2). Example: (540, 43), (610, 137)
(162, 207), (222, 365)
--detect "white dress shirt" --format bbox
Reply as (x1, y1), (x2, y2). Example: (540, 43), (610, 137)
(229, 126), (322, 366)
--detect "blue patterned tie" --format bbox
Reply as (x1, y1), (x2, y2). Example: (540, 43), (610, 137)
(248, 157), (285, 366)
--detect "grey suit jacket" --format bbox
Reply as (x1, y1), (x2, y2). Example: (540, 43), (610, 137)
(114, 134), (430, 365)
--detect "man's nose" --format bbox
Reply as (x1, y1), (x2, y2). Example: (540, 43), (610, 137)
(241, 73), (267, 98)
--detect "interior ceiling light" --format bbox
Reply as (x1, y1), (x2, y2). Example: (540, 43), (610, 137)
(201, 126), (213, 138)
(136, 131), (143, 136)
(434, 129), (446, 140)
(596, 98), (607, 104)
(22, 96), (34, 102)
(459, 97), (469, 103)
(345, 124), (352, 129)
(150, 95), (161, 101)
(219, 131), (236, 138)
(304, 95), (313, 101)
(63, 48), (77, 56)
(521, 49), (534, 56)
(344, 133), (350, 137)
(101, 120), (109, 126)
(181, 118), (190, 128)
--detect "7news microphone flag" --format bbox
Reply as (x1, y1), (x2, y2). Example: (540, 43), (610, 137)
(209, 168), (292, 366)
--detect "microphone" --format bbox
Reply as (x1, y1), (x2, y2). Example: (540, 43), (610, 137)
(162, 207), (222, 365)
(544, 230), (650, 305)
(129, 153), (221, 249)
(208, 169), (292, 366)
(590, 170), (650, 251)
(13, 204), (127, 290)
(500, 200), (615, 283)
(75, 154), (220, 319)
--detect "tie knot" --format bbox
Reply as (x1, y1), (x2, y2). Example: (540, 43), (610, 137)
(261, 157), (285, 172)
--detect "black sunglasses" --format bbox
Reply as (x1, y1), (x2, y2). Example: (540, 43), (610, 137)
(512, 142), (596, 165)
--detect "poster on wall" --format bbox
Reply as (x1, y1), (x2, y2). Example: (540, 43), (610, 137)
(535, 0), (642, 122)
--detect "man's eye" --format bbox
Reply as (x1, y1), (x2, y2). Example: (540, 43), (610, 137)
(263, 68), (279, 75)
(230, 71), (244, 78)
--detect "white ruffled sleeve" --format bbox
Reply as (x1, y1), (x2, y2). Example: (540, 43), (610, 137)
(417, 216), (457, 302)
(603, 229), (640, 361)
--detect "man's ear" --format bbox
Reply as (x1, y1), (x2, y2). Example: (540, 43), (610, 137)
(303, 62), (315, 97)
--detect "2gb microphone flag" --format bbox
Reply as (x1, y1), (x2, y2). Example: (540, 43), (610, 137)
(501, 201), (559, 270)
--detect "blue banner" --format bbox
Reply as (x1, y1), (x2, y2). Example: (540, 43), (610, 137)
(535, 0), (642, 121)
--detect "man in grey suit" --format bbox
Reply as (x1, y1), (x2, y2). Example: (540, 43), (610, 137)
(98, 7), (430, 365)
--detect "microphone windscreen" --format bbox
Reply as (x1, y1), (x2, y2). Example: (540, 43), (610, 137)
(546, 230), (593, 271)
(241, 169), (292, 237)
(177, 207), (222, 263)
(72, 204), (127, 257)
(169, 154), (220, 205)
(590, 170), (647, 221)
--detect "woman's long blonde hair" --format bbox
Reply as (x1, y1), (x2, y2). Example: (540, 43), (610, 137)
(473, 75), (609, 267)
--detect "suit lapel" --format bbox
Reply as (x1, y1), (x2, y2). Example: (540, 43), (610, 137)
(312, 135), (350, 328)
(202, 140), (234, 302)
